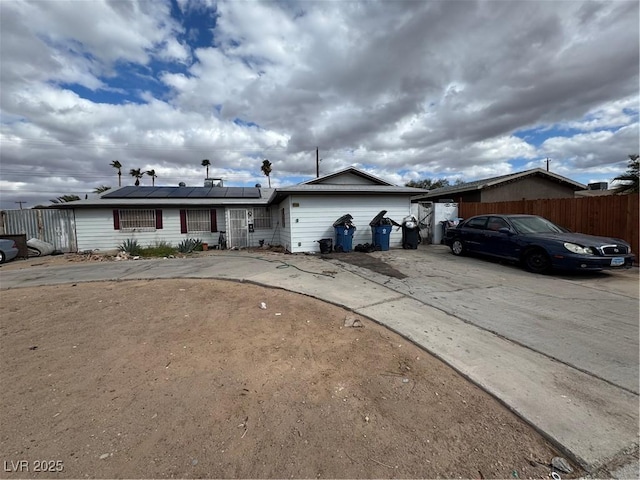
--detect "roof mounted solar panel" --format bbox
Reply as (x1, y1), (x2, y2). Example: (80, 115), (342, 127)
(145, 188), (174, 198)
(102, 186), (137, 198)
(168, 187), (196, 197)
(205, 188), (227, 198)
(124, 187), (163, 198)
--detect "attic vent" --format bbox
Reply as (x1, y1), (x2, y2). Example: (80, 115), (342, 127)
(588, 182), (608, 190)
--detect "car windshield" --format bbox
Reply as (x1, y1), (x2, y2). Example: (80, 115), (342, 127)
(509, 216), (566, 234)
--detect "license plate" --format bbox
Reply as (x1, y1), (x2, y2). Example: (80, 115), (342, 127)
(610, 257), (625, 266)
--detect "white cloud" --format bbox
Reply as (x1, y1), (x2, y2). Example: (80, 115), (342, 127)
(0, 0), (638, 208)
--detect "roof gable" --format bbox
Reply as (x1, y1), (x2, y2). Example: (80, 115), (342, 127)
(302, 166), (395, 186)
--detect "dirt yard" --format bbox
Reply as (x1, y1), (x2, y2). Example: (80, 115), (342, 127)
(0, 277), (579, 479)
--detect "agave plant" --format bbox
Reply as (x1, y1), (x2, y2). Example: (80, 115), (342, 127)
(118, 238), (141, 256)
(177, 238), (203, 253)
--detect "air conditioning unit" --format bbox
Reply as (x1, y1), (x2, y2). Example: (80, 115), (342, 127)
(587, 182), (608, 190)
(205, 178), (224, 187)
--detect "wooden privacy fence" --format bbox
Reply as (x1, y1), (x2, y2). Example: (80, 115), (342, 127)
(459, 194), (639, 258)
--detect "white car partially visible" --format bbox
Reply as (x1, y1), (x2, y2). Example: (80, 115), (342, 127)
(0, 239), (19, 264)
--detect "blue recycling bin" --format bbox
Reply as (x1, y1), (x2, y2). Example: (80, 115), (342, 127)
(371, 225), (391, 251)
(334, 226), (355, 252)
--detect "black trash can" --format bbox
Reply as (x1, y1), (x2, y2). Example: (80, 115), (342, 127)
(402, 216), (420, 249)
(317, 238), (333, 254)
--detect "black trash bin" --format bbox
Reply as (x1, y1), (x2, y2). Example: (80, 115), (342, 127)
(401, 216), (420, 249)
(317, 238), (333, 254)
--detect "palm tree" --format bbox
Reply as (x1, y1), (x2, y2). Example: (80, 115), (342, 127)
(50, 194), (81, 204)
(110, 160), (122, 187)
(146, 169), (157, 186)
(613, 154), (639, 194)
(201, 159), (211, 178)
(94, 185), (111, 194)
(130, 168), (143, 186)
(261, 159), (273, 188)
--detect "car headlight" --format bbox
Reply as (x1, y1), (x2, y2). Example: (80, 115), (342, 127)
(563, 242), (594, 255)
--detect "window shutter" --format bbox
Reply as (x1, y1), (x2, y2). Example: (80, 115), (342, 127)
(113, 210), (120, 230)
(180, 210), (187, 234)
(155, 209), (163, 229)
(210, 209), (217, 232)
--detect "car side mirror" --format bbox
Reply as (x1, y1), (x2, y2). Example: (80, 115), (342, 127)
(498, 227), (513, 235)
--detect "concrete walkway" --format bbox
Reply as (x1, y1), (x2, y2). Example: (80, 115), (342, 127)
(1, 250), (638, 477)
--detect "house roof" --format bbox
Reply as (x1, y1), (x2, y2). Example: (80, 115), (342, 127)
(57, 187), (275, 208)
(54, 166), (426, 209)
(269, 184), (426, 203)
(301, 166), (395, 186)
(412, 168), (587, 200)
(101, 186), (261, 199)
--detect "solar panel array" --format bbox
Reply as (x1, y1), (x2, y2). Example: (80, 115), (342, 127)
(102, 186), (261, 199)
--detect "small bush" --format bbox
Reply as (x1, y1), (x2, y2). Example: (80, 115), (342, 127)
(177, 238), (203, 253)
(119, 238), (142, 256)
(140, 243), (176, 257)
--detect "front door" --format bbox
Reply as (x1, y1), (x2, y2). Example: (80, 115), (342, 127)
(227, 209), (248, 248)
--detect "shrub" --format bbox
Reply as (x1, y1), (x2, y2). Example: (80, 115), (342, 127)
(140, 241), (175, 257)
(119, 238), (142, 256)
(177, 238), (203, 253)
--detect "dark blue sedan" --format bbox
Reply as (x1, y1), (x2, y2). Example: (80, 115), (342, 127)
(444, 214), (635, 273)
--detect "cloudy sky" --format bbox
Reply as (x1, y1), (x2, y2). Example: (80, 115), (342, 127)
(1, 0), (638, 209)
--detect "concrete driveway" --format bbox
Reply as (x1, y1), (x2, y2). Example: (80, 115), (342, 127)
(2, 247), (638, 476)
(328, 245), (640, 395)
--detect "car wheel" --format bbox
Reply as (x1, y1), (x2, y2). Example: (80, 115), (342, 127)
(0, 251), (4, 264)
(451, 239), (464, 256)
(523, 249), (551, 273)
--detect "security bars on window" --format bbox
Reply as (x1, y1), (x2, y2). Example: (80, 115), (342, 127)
(119, 209), (156, 230)
(252, 207), (272, 229)
(186, 209), (211, 232)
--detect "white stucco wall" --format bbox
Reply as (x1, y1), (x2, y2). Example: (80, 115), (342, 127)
(283, 195), (412, 253)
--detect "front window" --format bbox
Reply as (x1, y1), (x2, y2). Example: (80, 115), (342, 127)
(186, 209), (211, 232)
(509, 216), (566, 234)
(119, 209), (156, 231)
(252, 207), (272, 229)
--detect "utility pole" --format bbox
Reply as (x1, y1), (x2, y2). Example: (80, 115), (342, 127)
(15, 201), (26, 210)
(316, 147), (320, 178)
(546, 157), (550, 171)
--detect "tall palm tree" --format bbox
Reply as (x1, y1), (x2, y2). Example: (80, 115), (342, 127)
(94, 185), (111, 194)
(146, 169), (157, 186)
(613, 154), (639, 194)
(261, 159), (273, 188)
(201, 159), (211, 178)
(129, 168), (143, 186)
(110, 160), (122, 187)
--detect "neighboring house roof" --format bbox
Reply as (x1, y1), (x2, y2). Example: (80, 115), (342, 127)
(412, 168), (587, 200)
(574, 189), (617, 197)
(301, 166), (395, 186)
